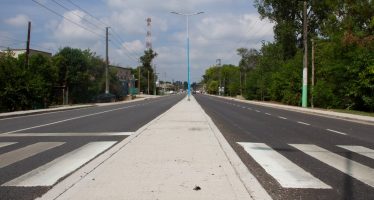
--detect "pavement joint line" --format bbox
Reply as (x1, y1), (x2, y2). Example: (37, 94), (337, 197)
(326, 129), (347, 135)
(297, 121), (311, 126)
(278, 116), (287, 119)
(2, 106), (133, 134)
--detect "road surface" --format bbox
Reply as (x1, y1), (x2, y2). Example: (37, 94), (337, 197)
(0, 94), (184, 200)
(195, 94), (374, 200)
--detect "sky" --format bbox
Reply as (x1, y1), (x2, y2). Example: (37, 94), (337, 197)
(0, 0), (274, 83)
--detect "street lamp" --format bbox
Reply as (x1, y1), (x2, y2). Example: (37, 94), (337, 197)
(171, 11), (204, 101)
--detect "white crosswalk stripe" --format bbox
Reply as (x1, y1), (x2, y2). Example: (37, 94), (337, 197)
(290, 144), (374, 188)
(238, 142), (374, 189)
(337, 145), (374, 160)
(0, 142), (17, 148)
(2, 141), (116, 187)
(238, 142), (331, 189)
(0, 142), (64, 168)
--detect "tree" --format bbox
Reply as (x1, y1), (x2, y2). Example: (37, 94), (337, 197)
(138, 49), (158, 94)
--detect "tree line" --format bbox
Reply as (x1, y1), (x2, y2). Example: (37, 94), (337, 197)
(203, 0), (373, 112)
(0, 47), (157, 112)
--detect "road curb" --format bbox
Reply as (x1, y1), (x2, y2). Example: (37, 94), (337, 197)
(0, 96), (155, 120)
(209, 95), (374, 125)
(0, 105), (95, 120)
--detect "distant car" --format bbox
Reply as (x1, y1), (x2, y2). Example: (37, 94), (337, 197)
(93, 93), (116, 103)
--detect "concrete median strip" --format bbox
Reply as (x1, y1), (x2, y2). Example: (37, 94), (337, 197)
(38, 96), (270, 200)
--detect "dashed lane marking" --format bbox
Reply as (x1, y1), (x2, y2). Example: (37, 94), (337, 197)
(326, 129), (347, 136)
(278, 116), (287, 120)
(297, 121), (311, 126)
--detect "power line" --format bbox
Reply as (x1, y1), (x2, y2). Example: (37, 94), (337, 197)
(111, 28), (143, 57)
(32, 0), (104, 38)
(51, 0), (103, 30)
(62, 0), (144, 63)
(66, 0), (109, 27)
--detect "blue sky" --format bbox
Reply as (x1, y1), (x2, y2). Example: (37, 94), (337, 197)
(0, 0), (274, 82)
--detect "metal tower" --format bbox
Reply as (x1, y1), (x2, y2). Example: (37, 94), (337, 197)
(146, 18), (152, 50)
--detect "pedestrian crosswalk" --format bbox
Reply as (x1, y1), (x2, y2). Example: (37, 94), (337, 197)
(0, 141), (117, 187)
(238, 142), (374, 189)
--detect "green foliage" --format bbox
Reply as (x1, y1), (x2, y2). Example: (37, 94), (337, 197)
(0, 46), (132, 112)
(138, 49), (157, 94)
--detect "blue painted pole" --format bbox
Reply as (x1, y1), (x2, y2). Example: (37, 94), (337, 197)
(187, 16), (190, 101)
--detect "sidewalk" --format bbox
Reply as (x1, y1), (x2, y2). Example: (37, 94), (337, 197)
(39, 95), (270, 200)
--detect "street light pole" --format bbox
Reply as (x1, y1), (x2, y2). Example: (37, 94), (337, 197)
(171, 11), (204, 101)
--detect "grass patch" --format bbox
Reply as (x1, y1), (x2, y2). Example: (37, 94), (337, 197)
(329, 109), (374, 117)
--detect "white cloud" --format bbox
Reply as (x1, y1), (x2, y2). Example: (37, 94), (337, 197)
(4, 14), (30, 27)
(105, 0), (226, 12)
(53, 10), (100, 41)
(122, 40), (143, 53)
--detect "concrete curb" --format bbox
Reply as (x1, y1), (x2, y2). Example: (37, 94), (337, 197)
(209, 95), (374, 125)
(0, 105), (95, 119)
(37, 95), (183, 200)
(197, 97), (272, 200)
(0, 96), (156, 119)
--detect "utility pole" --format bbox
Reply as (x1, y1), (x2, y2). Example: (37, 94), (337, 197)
(105, 27), (109, 94)
(147, 70), (150, 94)
(138, 67), (141, 94)
(153, 65), (157, 95)
(311, 39), (315, 108)
(240, 70), (242, 96)
(25, 21), (31, 68)
(302, 1), (308, 107)
(217, 59), (221, 95)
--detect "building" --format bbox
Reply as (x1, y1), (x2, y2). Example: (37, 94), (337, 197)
(0, 48), (52, 58)
(111, 66), (136, 96)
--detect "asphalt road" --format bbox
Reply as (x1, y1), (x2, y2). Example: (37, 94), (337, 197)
(195, 94), (374, 200)
(0, 94), (184, 200)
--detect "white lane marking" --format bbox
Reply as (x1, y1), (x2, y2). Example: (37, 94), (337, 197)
(238, 142), (331, 189)
(326, 129), (347, 135)
(0, 142), (64, 168)
(290, 144), (374, 188)
(2, 141), (116, 187)
(255, 110), (261, 113)
(278, 116), (287, 120)
(247, 108), (252, 110)
(297, 121), (310, 126)
(242, 107), (247, 109)
(337, 145), (374, 160)
(0, 142), (17, 148)
(265, 113), (271, 116)
(0, 132), (133, 137)
(3, 106), (133, 134)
